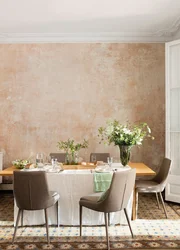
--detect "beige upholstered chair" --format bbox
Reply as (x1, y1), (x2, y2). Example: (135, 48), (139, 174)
(50, 153), (66, 163)
(90, 153), (110, 163)
(79, 169), (136, 250)
(135, 158), (171, 219)
(12, 171), (60, 244)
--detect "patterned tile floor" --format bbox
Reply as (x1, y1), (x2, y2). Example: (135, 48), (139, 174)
(0, 192), (179, 249)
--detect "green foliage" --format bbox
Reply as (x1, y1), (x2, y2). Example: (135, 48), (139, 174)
(98, 120), (154, 146)
(12, 159), (31, 169)
(57, 139), (88, 153)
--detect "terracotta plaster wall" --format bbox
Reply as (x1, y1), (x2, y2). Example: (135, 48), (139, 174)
(0, 43), (165, 172)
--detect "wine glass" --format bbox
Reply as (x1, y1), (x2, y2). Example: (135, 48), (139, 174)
(107, 157), (113, 168)
(91, 155), (97, 163)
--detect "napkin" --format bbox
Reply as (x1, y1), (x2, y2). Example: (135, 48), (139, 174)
(93, 172), (113, 192)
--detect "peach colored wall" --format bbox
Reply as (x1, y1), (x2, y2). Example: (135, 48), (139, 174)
(0, 43), (165, 173)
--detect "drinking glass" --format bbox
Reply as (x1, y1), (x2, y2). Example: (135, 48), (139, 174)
(36, 153), (44, 169)
(91, 155), (96, 163)
(107, 157), (113, 168)
(51, 158), (57, 170)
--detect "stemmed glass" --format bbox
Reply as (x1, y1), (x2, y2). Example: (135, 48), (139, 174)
(91, 155), (97, 164)
(107, 157), (113, 169)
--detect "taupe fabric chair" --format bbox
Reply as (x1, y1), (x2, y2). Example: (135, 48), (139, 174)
(50, 153), (66, 163)
(90, 153), (110, 163)
(12, 171), (60, 244)
(135, 158), (171, 219)
(79, 169), (136, 250)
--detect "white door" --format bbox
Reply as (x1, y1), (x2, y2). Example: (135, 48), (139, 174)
(165, 39), (180, 203)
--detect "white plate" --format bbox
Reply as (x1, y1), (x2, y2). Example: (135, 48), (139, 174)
(95, 170), (111, 173)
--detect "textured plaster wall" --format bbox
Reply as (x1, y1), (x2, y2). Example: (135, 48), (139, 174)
(0, 43), (165, 173)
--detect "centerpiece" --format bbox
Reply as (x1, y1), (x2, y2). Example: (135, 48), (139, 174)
(12, 159), (31, 169)
(57, 139), (88, 165)
(98, 120), (154, 166)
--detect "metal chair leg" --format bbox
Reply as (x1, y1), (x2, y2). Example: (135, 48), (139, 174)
(108, 213), (110, 226)
(21, 210), (23, 227)
(155, 192), (160, 209)
(12, 209), (21, 244)
(135, 189), (138, 219)
(124, 208), (134, 238)
(159, 192), (168, 219)
(44, 209), (50, 244)
(56, 201), (59, 227)
(80, 205), (82, 236)
(104, 213), (110, 250)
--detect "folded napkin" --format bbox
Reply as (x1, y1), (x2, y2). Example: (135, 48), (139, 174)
(94, 172), (113, 192)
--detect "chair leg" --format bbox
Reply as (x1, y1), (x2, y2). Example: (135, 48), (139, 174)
(104, 213), (110, 250)
(108, 213), (110, 226)
(21, 210), (23, 227)
(135, 190), (138, 219)
(155, 192), (160, 209)
(12, 208), (21, 244)
(124, 208), (134, 238)
(44, 209), (50, 244)
(80, 205), (82, 236)
(56, 201), (59, 227)
(159, 192), (168, 219)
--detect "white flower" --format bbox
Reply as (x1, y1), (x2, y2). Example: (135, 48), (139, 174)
(122, 128), (132, 134)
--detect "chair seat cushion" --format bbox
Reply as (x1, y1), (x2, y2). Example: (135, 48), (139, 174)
(80, 192), (103, 202)
(136, 180), (161, 192)
(79, 192), (104, 211)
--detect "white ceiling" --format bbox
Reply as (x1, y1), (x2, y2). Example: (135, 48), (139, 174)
(0, 0), (180, 42)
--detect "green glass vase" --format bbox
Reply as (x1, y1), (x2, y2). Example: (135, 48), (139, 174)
(119, 145), (132, 166)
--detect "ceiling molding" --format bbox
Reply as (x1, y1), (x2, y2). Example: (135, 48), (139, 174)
(0, 32), (173, 43)
(154, 16), (180, 37)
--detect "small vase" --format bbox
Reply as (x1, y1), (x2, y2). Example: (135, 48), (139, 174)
(71, 151), (79, 165)
(65, 152), (70, 165)
(119, 145), (132, 166)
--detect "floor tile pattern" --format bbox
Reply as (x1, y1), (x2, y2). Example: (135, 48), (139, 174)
(0, 192), (179, 249)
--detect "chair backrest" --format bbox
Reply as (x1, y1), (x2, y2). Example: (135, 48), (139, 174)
(50, 153), (66, 163)
(13, 171), (51, 210)
(90, 153), (110, 163)
(153, 158), (171, 191)
(101, 169), (136, 212)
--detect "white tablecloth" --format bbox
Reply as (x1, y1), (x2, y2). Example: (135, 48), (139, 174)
(14, 167), (133, 226)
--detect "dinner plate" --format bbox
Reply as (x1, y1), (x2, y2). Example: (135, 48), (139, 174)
(95, 167), (111, 173)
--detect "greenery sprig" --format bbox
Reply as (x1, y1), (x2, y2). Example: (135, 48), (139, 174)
(57, 139), (88, 153)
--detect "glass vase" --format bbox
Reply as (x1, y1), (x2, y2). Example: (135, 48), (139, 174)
(65, 152), (70, 165)
(71, 151), (79, 165)
(119, 145), (132, 166)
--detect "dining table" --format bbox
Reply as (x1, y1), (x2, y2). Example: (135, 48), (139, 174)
(0, 162), (155, 224)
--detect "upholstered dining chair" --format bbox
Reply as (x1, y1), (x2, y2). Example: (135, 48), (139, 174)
(12, 171), (60, 244)
(135, 158), (171, 219)
(50, 153), (66, 163)
(90, 153), (110, 163)
(79, 169), (136, 250)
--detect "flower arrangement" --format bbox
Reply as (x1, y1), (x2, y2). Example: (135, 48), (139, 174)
(57, 139), (88, 164)
(12, 159), (31, 169)
(98, 120), (154, 146)
(98, 120), (154, 166)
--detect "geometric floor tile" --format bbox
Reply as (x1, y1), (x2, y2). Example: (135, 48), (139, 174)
(0, 192), (180, 249)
